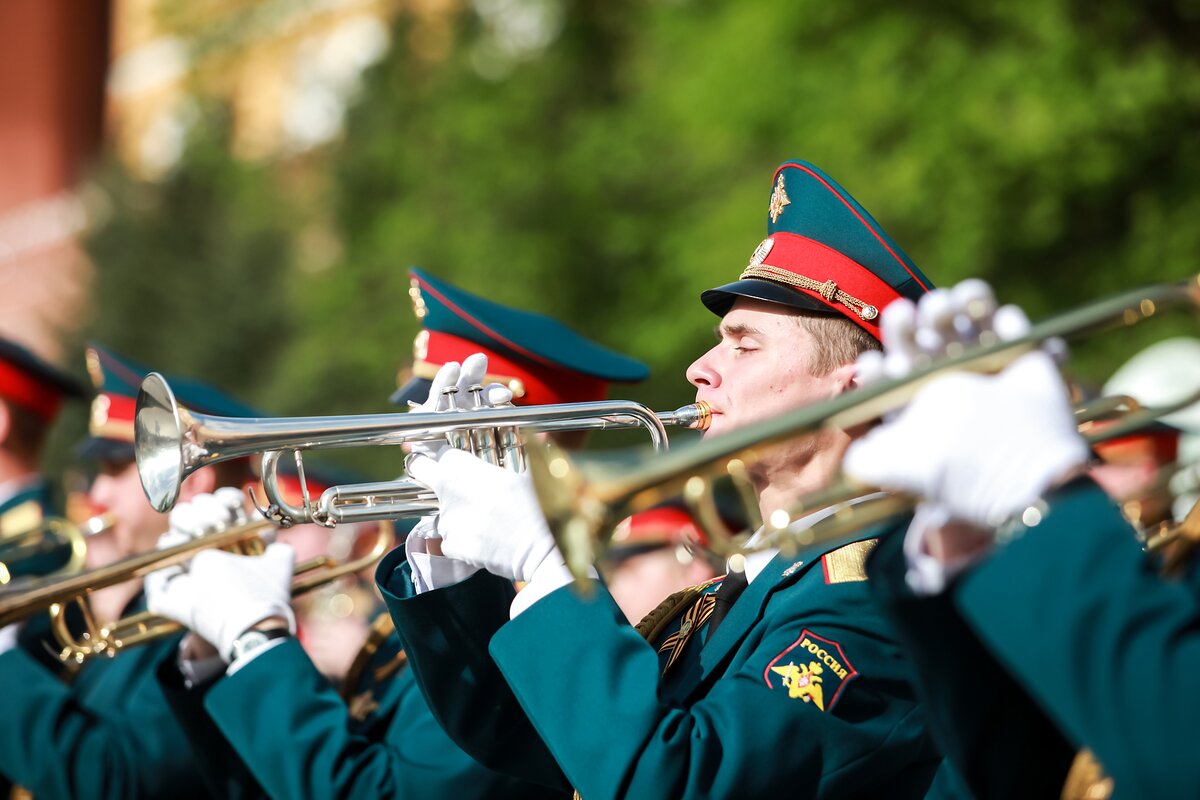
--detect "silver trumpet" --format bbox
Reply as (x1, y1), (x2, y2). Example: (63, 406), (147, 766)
(135, 372), (712, 526)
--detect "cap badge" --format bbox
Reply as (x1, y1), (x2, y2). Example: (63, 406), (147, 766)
(91, 394), (111, 428)
(768, 175), (791, 223)
(748, 237), (774, 268)
(412, 330), (430, 361)
(408, 279), (428, 319)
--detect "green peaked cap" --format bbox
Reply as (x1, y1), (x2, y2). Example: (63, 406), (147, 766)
(702, 160), (934, 340)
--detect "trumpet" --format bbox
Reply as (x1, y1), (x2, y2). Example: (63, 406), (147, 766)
(0, 514), (111, 586)
(135, 370), (712, 524)
(0, 516), (395, 663)
(527, 277), (1200, 582)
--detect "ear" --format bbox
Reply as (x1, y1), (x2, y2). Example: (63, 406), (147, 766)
(178, 466), (217, 501)
(0, 399), (10, 447)
(827, 362), (858, 396)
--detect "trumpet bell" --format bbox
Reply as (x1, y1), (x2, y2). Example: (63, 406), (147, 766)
(136, 372), (189, 513)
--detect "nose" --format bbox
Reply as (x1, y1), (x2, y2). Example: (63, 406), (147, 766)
(87, 475), (114, 510)
(686, 346), (720, 389)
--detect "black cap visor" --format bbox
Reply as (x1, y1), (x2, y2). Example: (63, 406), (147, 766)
(74, 436), (135, 464)
(389, 377), (432, 407)
(700, 278), (840, 318)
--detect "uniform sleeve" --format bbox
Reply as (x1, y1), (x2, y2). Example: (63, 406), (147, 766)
(0, 644), (209, 799)
(377, 548), (569, 789)
(202, 636), (567, 800)
(155, 654), (266, 799)
(866, 526), (1075, 798)
(956, 479), (1200, 797)
(488, 578), (934, 800)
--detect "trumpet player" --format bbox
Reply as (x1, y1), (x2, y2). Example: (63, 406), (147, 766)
(0, 336), (84, 798)
(379, 161), (944, 798)
(0, 343), (259, 799)
(147, 269), (657, 799)
(0, 336), (85, 579)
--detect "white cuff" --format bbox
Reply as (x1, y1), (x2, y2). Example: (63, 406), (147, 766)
(509, 559), (598, 619)
(0, 624), (19, 656)
(902, 504), (991, 596)
(226, 637), (288, 676)
(405, 534), (481, 593)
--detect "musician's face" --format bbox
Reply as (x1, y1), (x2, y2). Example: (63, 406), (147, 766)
(87, 459), (167, 563)
(686, 299), (854, 438)
(604, 546), (718, 625)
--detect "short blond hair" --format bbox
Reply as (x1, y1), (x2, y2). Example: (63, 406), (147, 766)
(794, 314), (880, 376)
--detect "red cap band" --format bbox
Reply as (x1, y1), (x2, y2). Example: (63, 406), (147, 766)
(0, 360), (65, 421)
(746, 232), (906, 340)
(611, 506), (707, 549)
(416, 331), (608, 406)
(1093, 427), (1179, 465)
(89, 393), (137, 441)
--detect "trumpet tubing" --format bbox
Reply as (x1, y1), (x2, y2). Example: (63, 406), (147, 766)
(92, 521), (397, 662)
(531, 276), (1200, 583)
(0, 514), (112, 587)
(0, 517), (396, 664)
(137, 368), (710, 523)
(0, 517), (273, 630)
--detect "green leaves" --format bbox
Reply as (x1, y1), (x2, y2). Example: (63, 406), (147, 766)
(82, 0), (1200, 477)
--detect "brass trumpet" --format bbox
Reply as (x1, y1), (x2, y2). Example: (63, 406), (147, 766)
(0, 514), (111, 587)
(0, 517), (394, 663)
(135, 370), (711, 524)
(528, 277), (1200, 582)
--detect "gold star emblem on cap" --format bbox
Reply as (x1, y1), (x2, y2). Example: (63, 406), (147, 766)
(408, 279), (428, 319)
(768, 175), (790, 223)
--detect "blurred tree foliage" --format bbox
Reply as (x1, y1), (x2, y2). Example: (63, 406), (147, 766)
(81, 0), (1200, 477)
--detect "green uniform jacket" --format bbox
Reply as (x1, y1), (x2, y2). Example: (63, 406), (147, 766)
(0, 478), (51, 799)
(379, 525), (940, 799)
(0, 597), (211, 799)
(158, 616), (567, 799)
(865, 521), (1076, 799)
(947, 478), (1196, 798)
(0, 478), (50, 531)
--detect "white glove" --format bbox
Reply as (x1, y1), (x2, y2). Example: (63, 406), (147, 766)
(409, 354), (514, 460)
(147, 540), (296, 663)
(147, 491), (292, 666)
(844, 350), (1089, 529)
(148, 488), (255, 589)
(407, 449), (558, 582)
(855, 280), (1003, 385)
(407, 448), (581, 615)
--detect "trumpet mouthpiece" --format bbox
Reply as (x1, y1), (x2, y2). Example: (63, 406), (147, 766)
(675, 401), (712, 432)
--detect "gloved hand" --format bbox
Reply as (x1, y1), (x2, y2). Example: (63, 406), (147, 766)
(146, 489), (294, 662)
(851, 283), (1061, 589)
(844, 350), (1089, 529)
(148, 487), (256, 584)
(407, 448), (559, 584)
(147, 543), (295, 662)
(408, 354), (514, 460)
